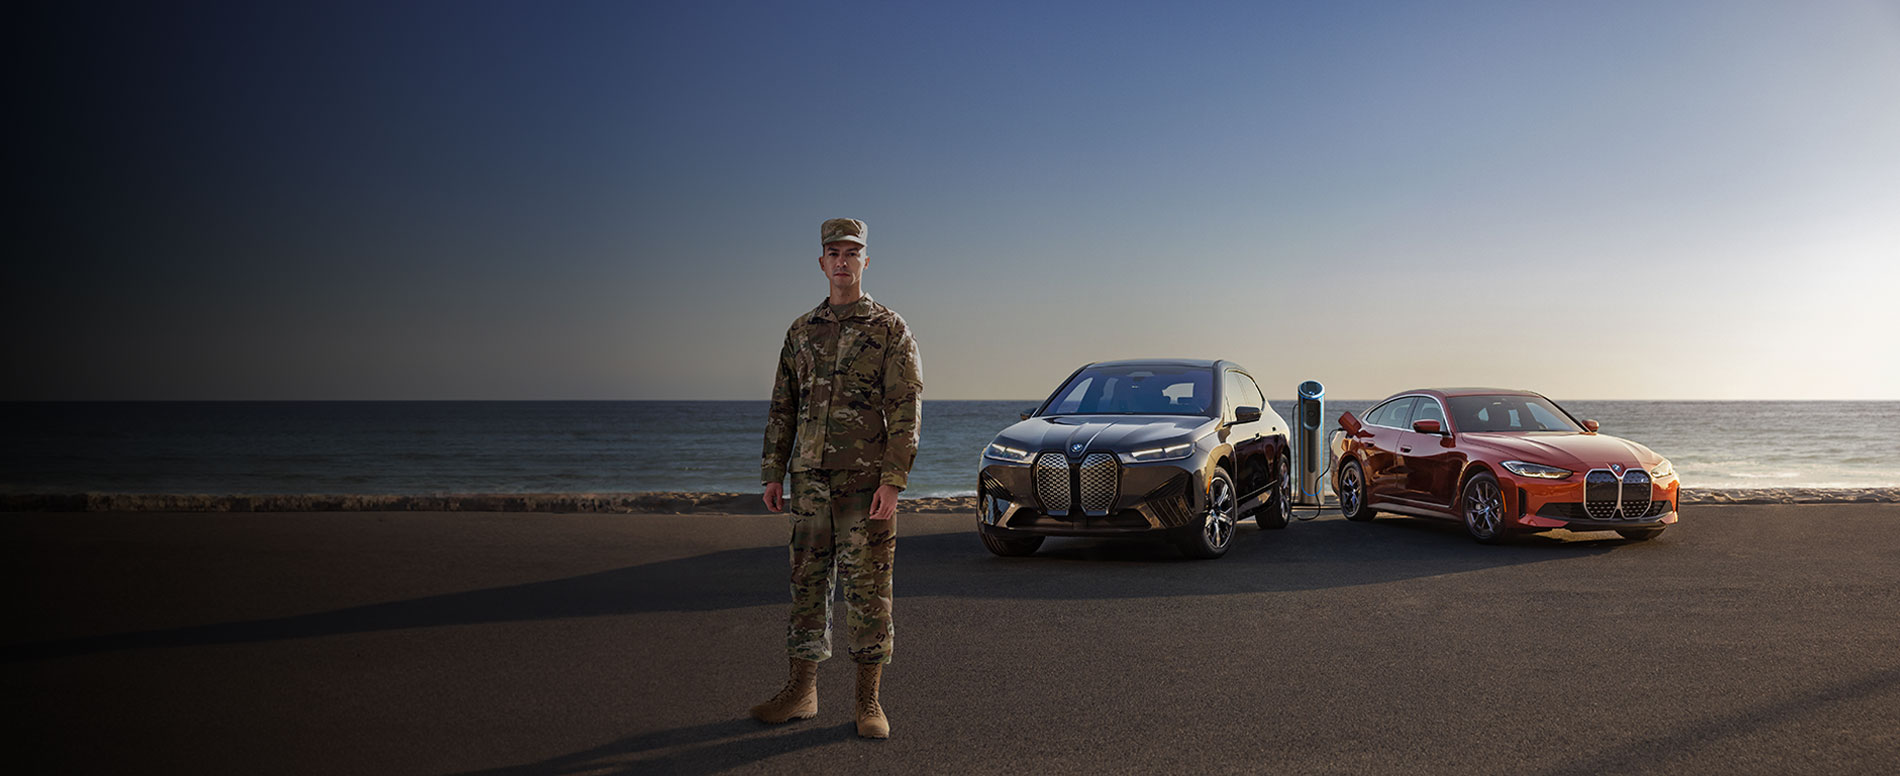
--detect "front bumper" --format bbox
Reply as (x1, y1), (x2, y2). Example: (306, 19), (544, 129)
(1501, 471), (1681, 532)
(977, 457), (1203, 537)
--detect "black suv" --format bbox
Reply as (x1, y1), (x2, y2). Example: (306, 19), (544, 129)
(977, 359), (1293, 559)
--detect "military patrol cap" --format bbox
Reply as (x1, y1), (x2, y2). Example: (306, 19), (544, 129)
(821, 218), (868, 247)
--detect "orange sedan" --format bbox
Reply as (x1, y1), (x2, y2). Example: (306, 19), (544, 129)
(1330, 388), (1679, 543)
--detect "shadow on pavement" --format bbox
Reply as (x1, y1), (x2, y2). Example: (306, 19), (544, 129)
(450, 718), (843, 776)
(4, 515), (1629, 661)
(1535, 664), (1900, 776)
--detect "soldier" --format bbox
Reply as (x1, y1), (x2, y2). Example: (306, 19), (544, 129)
(751, 217), (923, 739)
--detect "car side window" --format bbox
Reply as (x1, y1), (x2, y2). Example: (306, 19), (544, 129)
(1364, 400), (1391, 427)
(1411, 398), (1446, 427)
(1238, 373), (1267, 414)
(1368, 397), (1398, 427)
(1221, 371), (1242, 420)
(1369, 398), (1415, 428)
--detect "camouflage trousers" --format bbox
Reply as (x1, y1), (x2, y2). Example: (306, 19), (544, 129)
(784, 468), (895, 664)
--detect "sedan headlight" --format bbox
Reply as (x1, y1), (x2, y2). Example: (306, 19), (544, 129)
(983, 442), (1032, 463)
(1501, 460), (1574, 479)
(1651, 459), (1674, 478)
(1121, 442), (1193, 463)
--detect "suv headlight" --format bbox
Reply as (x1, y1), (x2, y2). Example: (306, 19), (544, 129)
(1651, 459), (1674, 478)
(1501, 460), (1573, 479)
(984, 442), (1032, 463)
(1121, 442), (1193, 463)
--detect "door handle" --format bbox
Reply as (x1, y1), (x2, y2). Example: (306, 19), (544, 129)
(1400, 446), (1413, 453)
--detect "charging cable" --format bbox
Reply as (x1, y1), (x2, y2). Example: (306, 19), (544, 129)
(1294, 449), (1336, 521)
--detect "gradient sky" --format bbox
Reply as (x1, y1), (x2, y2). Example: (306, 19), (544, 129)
(10, 0), (1898, 401)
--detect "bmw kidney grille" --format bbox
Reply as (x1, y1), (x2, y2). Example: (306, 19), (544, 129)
(1033, 454), (1071, 515)
(1078, 453), (1118, 515)
(1032, 451), (1121, 517)
(1622, 470), (1652, 508)
(1584, 471), (1620, 519)
(1584, 468), (1655, 520)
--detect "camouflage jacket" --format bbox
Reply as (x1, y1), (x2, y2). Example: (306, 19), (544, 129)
(762, 295), (924, 489)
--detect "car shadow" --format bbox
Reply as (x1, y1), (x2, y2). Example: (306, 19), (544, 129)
(2, 515), (1630, 662)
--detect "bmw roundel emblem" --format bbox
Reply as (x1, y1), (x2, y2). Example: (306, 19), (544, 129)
(1611, 464), (1623, 474)
(1071, 443), (1084, 454)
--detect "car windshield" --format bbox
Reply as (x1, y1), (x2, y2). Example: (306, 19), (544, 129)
(1446, 395), (1583, 433)
(1042, 365), (1213, 416)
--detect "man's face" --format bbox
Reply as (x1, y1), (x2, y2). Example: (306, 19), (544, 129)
(820, 241), (867, 290)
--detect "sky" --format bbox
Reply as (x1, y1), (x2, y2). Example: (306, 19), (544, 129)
(8, 0), (1899, 401)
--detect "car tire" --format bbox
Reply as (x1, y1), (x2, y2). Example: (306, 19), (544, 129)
(1461, 471), (1508, 544)
(1616, 527), (1665, 542)
(1338, 459), (1374, 522)
(980, 532), (1044, 557)
(1257, 452), (1291, 530)
(1178, 468), (1238, 559)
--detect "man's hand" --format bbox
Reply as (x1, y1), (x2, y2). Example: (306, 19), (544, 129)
(869, 484), (901, 521)
(763, 482), (785, 513)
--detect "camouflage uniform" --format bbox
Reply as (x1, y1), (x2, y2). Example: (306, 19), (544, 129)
(762, 294), (923, 664)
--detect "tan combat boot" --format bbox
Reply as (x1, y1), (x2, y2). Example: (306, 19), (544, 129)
(749, 657), (818, 723)
(854, 661), (890, 739)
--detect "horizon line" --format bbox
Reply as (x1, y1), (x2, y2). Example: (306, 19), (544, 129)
(6, 397), (1898, 403)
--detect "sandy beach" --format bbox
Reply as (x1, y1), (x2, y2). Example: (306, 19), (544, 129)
(6, 501), (1898, 774)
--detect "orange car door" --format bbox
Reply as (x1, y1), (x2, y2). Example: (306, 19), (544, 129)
(1396, 398), (1460, 509)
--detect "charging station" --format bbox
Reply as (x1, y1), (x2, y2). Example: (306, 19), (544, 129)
(1292, 380), (1326, 507)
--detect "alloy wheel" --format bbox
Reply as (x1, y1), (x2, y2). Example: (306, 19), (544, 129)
(1465, 478), (1503, 540)
(1204, 475), (1236, 549)
(1278, 457), (1293, 522)
(1340, 465), (1361, 515)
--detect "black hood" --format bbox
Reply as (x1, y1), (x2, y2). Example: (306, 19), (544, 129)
(993, 415), (1215, 456)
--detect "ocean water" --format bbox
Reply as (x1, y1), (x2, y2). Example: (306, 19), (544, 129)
(3, 401), (1897, 497)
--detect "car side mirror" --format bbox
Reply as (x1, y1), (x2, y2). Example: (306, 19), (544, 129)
(1583, 419), (1599, 433)
(1411, 419), (1444, 435)
(1021, 408), (1037, 421)
(1339, 411), (1362, 435)
(1234, 406), (1262, 424)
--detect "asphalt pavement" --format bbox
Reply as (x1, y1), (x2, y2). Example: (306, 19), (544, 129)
(5, 505), (1898, 774)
